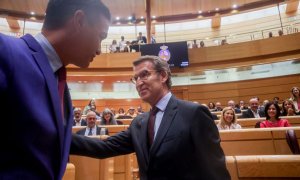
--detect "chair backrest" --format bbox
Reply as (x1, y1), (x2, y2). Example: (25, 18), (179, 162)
(285, 129), (300, 154)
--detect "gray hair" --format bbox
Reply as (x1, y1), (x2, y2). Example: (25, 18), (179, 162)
(133, 55), (172, 89)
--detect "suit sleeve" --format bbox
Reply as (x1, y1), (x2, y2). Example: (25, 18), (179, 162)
(70, 127), (135, 159)
(191, 105), (230, 179)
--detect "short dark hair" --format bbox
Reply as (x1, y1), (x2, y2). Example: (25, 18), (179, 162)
(43, 0), (111, 30)
(133, 55), (172, 89)
(264, 102), (281, 120)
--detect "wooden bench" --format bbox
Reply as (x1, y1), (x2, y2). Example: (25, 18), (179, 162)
(220, 127), (300, 156)
(227, 155), (300, 179)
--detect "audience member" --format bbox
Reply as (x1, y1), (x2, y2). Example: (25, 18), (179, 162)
(213, 102), (223, 111)
(119, 36), (127, 52)
(151, 34), (156, 44)
(260, 102), (291, 128)
(73, 108), (87, 126)
(137, 106), (144, 115)
(208, 102), (215, 110)
(109, 39), (119, 53)
(217, 107), (241, 130)
(115, 107), (126, 118)
(290, 87), (300, 112)
(192, 39), (198, 48)
(200, 40), (205, 48)
(83, 99), (96, 115)
(260, 99), (270, 112)
(268, 32), (273, 38)
(137, 32), (147, 44)
(239, 100), (248, 110)
(221, 39), (228, 45)
(71, 55), (230, 179)
(123, 41), (131, 52)
(227, 100), (242, 113)
(281, 99), (300, 116)
(100, 108), (118, 125)
(90, 104), (101, 117)
(241, 97), (265, 118)
(278, 29), (284, 36)
(76, 111), (108, 135)
(273, 97), (280, 104)
(126, 107), (137, 117)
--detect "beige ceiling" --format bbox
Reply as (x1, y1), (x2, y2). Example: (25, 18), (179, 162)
(0, 0), (266, 19)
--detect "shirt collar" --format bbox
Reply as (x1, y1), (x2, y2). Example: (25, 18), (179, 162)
(155, 92), (172, 112)
(34, 33), (63, 73)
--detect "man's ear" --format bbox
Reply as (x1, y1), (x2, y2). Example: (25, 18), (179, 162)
(73, 10), (86, 31)
(160, 71), (168, 83)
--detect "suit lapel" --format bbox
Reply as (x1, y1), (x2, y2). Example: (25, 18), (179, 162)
(150, 96), (178, 154)
(21, 34), (64, 158)
(138, 113), (151, 165)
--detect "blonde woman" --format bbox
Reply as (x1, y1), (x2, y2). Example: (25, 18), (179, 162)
(290, 87), (300, 112)
(217, 107), (242, 130)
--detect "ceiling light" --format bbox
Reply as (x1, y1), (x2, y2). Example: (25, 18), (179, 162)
(198, 10), (202, 14)
(152, 15), (156, 19)
(128, 16), (132, 20)
(30, 11), (35, 15)
(232, 4), (238, 8)
(215, 8), (219, 11)
(140, 16), (144, 19)
(116, 16), (120, 20)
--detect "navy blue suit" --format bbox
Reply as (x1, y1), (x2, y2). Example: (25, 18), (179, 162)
(0, 33), (73, 179)
(71, 96), (230, 179)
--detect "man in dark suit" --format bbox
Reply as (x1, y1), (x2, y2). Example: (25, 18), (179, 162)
(76, 111), (108, 136)
(0, 0), (110, 179)
(71, 56), (230, 179)
(228, 100), (242, 114)
(241, 97), (265, 118)
(137, 32), (147, 44)
(73, 108), (87, 126)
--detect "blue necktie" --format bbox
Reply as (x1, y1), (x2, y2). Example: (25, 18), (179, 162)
(88, 128), (93, 136)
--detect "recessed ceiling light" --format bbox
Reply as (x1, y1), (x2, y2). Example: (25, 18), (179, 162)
(30, 11), (35, 15)
(198, 10), (202, 14)
(215, 8), (219, 11)
(128, 16), (132, 20)
(116, 16), (120, 20)
(232, 4), (238, 8)
(140, 16), (144, 19)
(152, 15), (156, 19)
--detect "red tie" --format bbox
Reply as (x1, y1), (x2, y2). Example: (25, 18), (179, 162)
(57, 66), (66, 118)
(148, 106), (159, 146)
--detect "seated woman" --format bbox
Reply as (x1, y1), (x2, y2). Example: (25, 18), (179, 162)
(217, 107), (241, 130)
(83, 98), (96, 115)
(100, 108), (118, 125)
(115, 107), (125, 119)
(109, 40), (119, 53)
(281, 99), (300, 116)
(260, 102), (291, 128)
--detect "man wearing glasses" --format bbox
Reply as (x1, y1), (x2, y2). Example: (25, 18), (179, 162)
(71, 55), (230, 179)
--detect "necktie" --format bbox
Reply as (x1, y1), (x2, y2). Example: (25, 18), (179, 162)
(57, 66), (66, 118)
(148, 106), (159, 146)
(88, 128), (93, 136)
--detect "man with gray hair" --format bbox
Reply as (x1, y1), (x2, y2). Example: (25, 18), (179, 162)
(71, 55), (230, 179)
(73, 108), (87, 126)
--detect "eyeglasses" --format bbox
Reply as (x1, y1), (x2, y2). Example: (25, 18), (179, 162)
(130, 70), (158, 84)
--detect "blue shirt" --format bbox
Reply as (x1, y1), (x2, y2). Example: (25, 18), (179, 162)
(153, 92), (172, 140)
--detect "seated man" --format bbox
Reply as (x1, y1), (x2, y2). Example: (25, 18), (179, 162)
(227, 100), (241, 114)
(241, 97), (265, 118)
(73, 108), (87, 126)
(76, 111), (108, 136)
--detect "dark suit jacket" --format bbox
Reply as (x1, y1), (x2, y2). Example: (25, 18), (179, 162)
(73, 119), (87, 126)
(0, 33), (73, 179)
(76, 126), (108, 136)
(241, 108), (265, 118)
(137, 36), (147, 43)
(71, 95), (230, 179)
